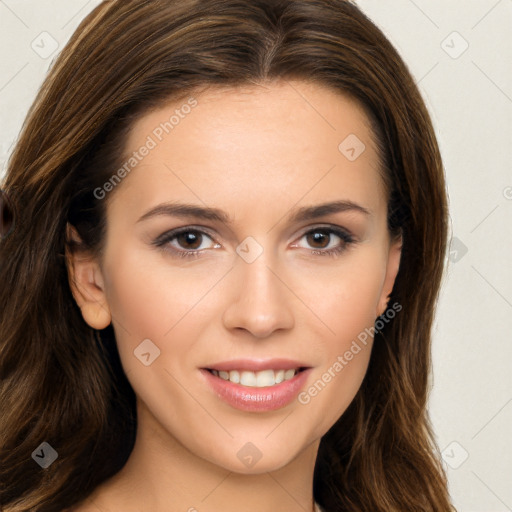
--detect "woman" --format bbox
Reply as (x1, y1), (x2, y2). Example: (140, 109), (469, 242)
(0, 1), (455, 511)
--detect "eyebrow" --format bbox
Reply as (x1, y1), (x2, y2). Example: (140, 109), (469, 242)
(136, 199), (371, 225)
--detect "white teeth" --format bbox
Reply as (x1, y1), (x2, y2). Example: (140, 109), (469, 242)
(284, 369), (296, 380)
(210, 368), (300, 387)
(240, 371), (257, 386)
(256, 369), (275, 387)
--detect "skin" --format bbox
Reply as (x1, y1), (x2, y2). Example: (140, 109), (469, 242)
(67, 80), (402, 512)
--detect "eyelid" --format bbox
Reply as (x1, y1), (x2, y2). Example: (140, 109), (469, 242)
(152, 225), (218, 246)
(152, 223), (357, 261)
(291, 224), (355, 247)
(294, 222), (354, 238)
(153, 223), (354, 244)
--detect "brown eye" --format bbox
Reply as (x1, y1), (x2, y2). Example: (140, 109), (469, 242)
(306, 230), (332, 249)
(176, 231), (203, 250)
(0, 189), (15, 239)
(292, 226), (355, 258)
(153, 227), (221, 259)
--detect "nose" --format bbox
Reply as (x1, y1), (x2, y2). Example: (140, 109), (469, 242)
(221, 250), (295, 338)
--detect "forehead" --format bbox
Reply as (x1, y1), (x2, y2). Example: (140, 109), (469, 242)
(110, 80), (386, 221)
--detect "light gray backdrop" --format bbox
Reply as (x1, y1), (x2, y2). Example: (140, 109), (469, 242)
(1, 1), (511, 511)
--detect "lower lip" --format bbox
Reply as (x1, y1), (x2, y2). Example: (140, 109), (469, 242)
(199, 368), (312, 412)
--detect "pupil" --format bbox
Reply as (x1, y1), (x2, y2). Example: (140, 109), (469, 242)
(309, 231), (328, 248)
(179, 231), (201, 249)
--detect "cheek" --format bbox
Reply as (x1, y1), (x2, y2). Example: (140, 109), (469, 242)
(291, 251), (384, 431)
(101, 246), (234, 390)
(298, 341), (372, 440)
(103, 248), (224, 337)
(328, 266), (383, 344)
(293, 247), (386, 346)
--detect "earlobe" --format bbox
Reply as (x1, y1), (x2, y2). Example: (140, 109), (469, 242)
(65, 223), (112, 330)
(376, 236), (402, 318)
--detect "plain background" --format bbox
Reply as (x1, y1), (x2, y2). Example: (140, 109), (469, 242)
(1, 1), (511, 511)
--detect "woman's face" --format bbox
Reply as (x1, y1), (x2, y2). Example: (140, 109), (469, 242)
(70, 80), (401, 473)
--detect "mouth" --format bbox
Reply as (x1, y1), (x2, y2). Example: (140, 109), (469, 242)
(200, 364), (313, 412)
(204, 367), (309, 388)
(199, 358), (313, 411)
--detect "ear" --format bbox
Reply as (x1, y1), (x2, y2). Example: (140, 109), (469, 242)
(376, 234), (402, 318)
(65, 223), (112, 330)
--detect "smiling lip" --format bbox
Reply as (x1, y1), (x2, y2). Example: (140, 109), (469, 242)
(203, 358), (310, 372)
(199, 358), (312, 412)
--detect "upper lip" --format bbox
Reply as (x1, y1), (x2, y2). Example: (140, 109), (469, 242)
(203, 358), (311, 372)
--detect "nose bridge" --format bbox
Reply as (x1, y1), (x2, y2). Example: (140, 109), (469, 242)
(222, 239), (294, 337)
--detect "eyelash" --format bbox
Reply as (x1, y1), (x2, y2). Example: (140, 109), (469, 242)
(152, 226), (356, 259)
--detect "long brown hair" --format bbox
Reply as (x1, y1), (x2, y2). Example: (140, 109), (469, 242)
(0, 1), (454, 510)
